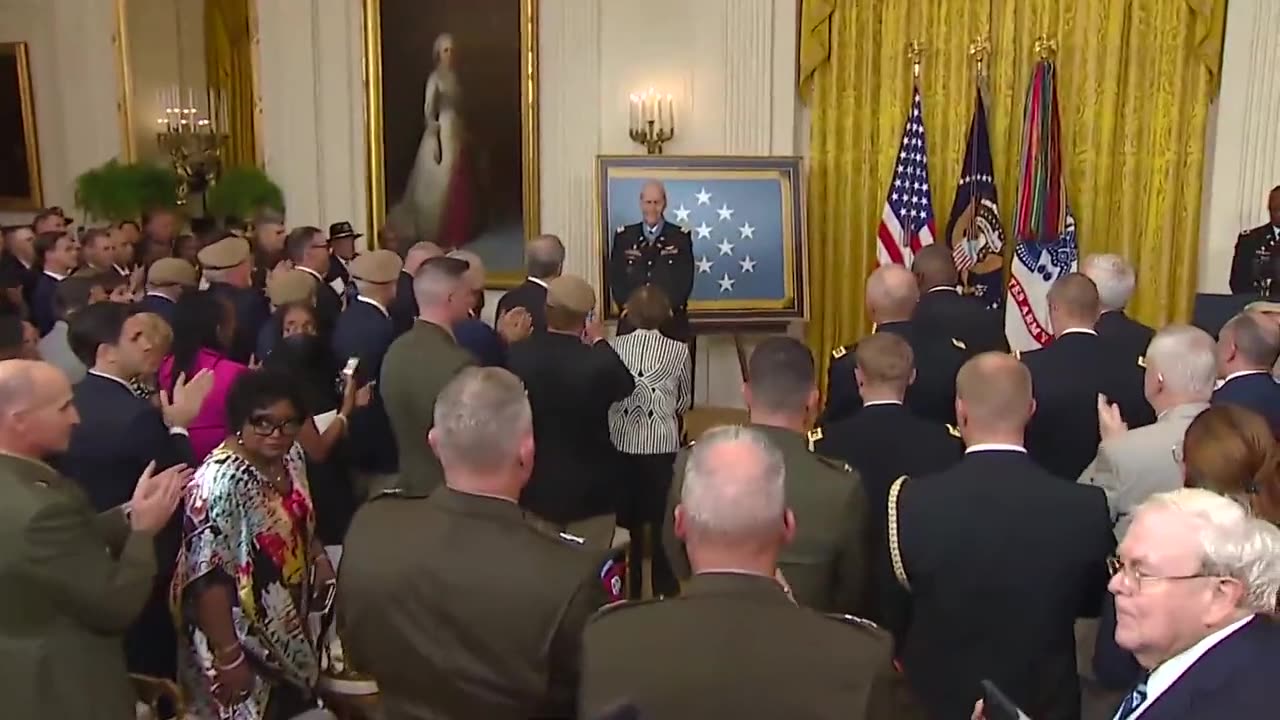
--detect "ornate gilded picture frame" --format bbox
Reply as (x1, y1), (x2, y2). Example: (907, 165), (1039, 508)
(363, 0), (538, 288)
(0, 42), (43, 212)
(597, 155), (809, 324)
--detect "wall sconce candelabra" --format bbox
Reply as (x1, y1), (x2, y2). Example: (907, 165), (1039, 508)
(155, 85), (229, 206)
(628, 88), (675, 155)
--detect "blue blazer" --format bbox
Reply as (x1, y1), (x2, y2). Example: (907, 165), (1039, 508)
(331, 298), (398, 474)
(137, 293), (177, 326)
(30, 272), (61, 336)
(1132, 615), (1280, 720)
(1212, 372), (1280, 430)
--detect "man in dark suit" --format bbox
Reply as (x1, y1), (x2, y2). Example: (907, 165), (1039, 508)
(507, 274), (635, 534)
(1083, 252), (1156, 370)
(584, 425), (920, 719)
(381, 256), (475, 495)
(390, 241), (442, 336)
(812, 332), (962, 636)
(891, 352), (1114, 720)
(497, 233), (563, 334)
(607, 181), (694, 341)
(339, 367), (611, 719)
(911, 244), (1006, 353)
(0, 359), (189, 720)
(30, 231), (80, 336)
(199, 235), (269, 364)
(449, 249), (532, 367)
(1021, 273), (1154, 481)
(332, 250), (402, 501)
(57, 302), (210, 680)
(1212, 310), (1280, 429)
(1228, 185), (1280, 295)
(1101, 488), (1280, 720)
(823, 264), (966, 426)
(137, 257), (198, 325)
(248, 209), (287, 290)
(286, 226), (343, 338)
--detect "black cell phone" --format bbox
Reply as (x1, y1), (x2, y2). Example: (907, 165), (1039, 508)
(980, 680), (1030, 720)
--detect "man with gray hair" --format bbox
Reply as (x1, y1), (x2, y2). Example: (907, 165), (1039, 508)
(1212, 310), (1280, 429)
(339, 367), (611, 720)
(582, 425), (916, 719)
(1099, 488), (1280, 718)
(1083, 253), (1156, 369)
(497, 233), (565, 333)
(608, 181), (694, 341)
(1079, 325), (1216, 540)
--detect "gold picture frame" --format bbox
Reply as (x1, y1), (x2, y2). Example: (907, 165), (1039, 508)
(0, 42), (43, 211)
(362, 0), (539, 288)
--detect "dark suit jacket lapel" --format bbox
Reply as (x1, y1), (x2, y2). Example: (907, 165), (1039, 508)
(1137, 616), (1262, 720)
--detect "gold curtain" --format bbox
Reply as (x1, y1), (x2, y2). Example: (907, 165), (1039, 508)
(205, 0), (257, 168)
(803, 0), (1226, 391)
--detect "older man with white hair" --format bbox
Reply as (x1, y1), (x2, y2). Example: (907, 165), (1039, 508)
(1102, 488), (1280, 719)
(581, 425), (916, 719)
(1083, 253), (1155, 366)
(1079, 325), (1216, 540)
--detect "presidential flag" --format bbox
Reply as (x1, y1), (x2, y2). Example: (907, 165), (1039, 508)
(1005, 60), (1078, 351)
(877, 86), (936, 267)
(944, 92), (1006, 309)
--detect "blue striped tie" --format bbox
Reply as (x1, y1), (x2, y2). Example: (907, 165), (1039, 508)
(1113, 679), (1148, 720)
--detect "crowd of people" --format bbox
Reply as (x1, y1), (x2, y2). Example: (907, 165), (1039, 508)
(0, 201), (1278, 720)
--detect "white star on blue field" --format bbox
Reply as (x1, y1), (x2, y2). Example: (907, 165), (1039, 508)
(607, 178), (787, 301)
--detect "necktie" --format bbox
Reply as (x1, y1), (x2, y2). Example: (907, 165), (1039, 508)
(1113, 679), (1149, 720)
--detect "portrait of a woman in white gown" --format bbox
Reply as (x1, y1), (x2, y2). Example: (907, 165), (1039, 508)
(389, 33), (474, 249)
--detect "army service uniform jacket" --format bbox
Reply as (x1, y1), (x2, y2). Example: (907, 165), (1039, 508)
(608, 221), (694, 341)
(0, 453), (156, 720)
(663, 424), (870, 616)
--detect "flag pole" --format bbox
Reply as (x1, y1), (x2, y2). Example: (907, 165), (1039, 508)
(907, 40), (924, 83)
(962, 36), (991, 291)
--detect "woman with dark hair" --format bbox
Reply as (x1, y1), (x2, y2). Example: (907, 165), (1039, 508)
(171, 369), (331, 719)
(264, 302), (371, 543)
(1182, 404), (1280, 525)
(160, 289), (248, 460)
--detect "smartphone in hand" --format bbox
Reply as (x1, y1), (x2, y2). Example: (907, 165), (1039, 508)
(980, 680), (1031, 720)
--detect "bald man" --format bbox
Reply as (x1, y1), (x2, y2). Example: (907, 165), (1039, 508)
(608, 181), (694, 342)
(911, 244), (1006, 353)
(1019, 273), (1153, 481)
(0, 360), (190, 719)
(498, 234), (564, 333)
(822, 264), (966, 426)
(888, 352), (1114, 720)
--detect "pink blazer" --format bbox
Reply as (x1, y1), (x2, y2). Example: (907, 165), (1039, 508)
(159, 348), (248, 462)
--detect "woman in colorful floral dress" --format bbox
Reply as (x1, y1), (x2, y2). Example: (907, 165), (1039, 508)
(171, 369), (336, 719)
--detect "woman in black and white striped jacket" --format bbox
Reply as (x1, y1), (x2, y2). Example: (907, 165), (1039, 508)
(608, 285), (691, 597)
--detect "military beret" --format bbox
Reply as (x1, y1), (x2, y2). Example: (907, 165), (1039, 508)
(147, 258), (198, 287)
(267, 269), (316, 306)
(546, 274), (596, 314)
(197, 236), (251, 270)
(350, 250), (403, 284)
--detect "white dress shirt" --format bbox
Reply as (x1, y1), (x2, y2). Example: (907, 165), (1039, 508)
(355, 295), (389, 318)
(1127, 614), (1255, 719)
(965, 443), (1028, 455)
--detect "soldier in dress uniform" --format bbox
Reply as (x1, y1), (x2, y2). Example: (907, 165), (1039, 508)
(332, 250), (402, 499)
(607, 181), (694, 342)
(584, 425), (920, 719)
(197, 234), (268, 364)
(911, 244), (1006, 353)
(1228, 185), (1280, 295)
(326, 221), (361, 295)
(338, 367), (612, 719)
(823, 264), (966, 426)
(663, 337), (869, 615)
(1018, 273), (1153, 481)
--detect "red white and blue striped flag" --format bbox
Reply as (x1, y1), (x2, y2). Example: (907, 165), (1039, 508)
(876, 86), (936, 267)
(1005, 60), (1078, 351)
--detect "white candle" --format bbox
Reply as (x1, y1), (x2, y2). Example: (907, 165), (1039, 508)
(628, 94), (638, 133)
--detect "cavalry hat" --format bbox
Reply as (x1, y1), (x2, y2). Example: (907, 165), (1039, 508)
(547, 274), (596, 314)
(197, 236), (252, 270)
(146, 258), (199, 288)
(350, 249), (402, 284)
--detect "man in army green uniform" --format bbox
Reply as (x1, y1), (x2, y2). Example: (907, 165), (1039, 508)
(338, 367), (613, 719)
(0, 360), (189, 720)
(380, 256), (475, 495)
(582, 425), (920, 719)
(1229, 185), (1280, 295)
(663, 336), (869, 615)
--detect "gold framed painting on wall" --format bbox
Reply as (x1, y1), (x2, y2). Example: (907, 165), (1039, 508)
(363, 0), (538, 288)
(0, 42), (43, 212)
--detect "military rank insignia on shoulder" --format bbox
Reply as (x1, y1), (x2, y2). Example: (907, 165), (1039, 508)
(831, 345), (848, 359)
(1012, 349), (1022, 360)
(558, 531), (586, 545)
(589, 596), (660, 623)
(825, 613), (882, 631)
(951, 337), (967, 350)
(807, 427), (824, 452)
(1137, 355), (1147, 369)
(946, 423), (961, 438)
(615, 225), (626, 234)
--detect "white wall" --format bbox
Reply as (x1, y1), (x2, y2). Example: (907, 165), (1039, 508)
(0, 0), (121, 226)
(124, 0), (207, 163)
(1197, 0), (1280, 294)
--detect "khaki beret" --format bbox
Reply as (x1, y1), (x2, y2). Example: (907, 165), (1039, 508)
(147, 258), (199, 287)
(197, 236), (251, 270)
(349, 250), (403, 284)
(267, 269), (317, 306)
(546, 274), (596, 314)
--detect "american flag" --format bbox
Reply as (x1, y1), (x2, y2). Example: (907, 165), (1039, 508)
(877, 86), (936, 267)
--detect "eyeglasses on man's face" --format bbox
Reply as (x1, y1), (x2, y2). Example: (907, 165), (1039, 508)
(1107, 555), (1214, 593)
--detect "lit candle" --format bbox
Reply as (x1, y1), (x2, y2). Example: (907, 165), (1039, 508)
(646, 88), (655, 124)
(628, 94), (638, 133)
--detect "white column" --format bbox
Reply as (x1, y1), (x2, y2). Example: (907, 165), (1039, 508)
(1198, 0), (1280, 293)
(257, 0), (323, 227)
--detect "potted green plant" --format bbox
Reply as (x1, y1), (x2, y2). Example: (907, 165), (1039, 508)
(205, 166), (285, 222)
(74, 160), (180, 223)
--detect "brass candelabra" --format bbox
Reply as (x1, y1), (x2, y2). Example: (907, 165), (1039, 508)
(628, 89), (676, 155)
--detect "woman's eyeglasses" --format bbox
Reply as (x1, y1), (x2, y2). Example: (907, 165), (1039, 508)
(247, 415), (303, 437)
